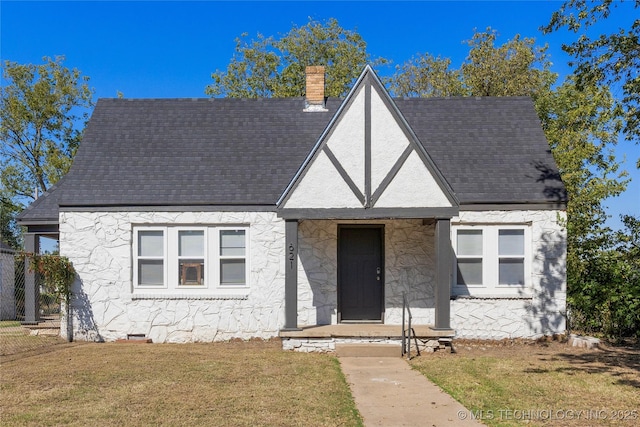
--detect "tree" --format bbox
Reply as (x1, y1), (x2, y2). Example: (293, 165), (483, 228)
(0, 195), (21, 249)
(461, 29), (556, 99)
(571, 214), (640, 338)
(543, 0), (640, 166)
(1, 56), (94, 245)
(205, 18), (384, 98)
(389, 28), (556, 100)
(536, 79), (629, 334)
(390, 29), (626, 229)
(387, 53), (463, 97)
(391, 28), (636, 336)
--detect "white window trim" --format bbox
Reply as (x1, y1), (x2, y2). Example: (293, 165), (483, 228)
(133, 227), (168, 290)
(171, 227), (208, 289)
(132, 225), (250, 295)
(215, 227), (250, 290)
(452, 224), (531, 296)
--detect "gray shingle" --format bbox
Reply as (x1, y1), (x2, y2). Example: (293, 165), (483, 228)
(18, 96), (565, 223)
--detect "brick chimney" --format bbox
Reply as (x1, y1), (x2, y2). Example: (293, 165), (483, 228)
(304, 65), (327, 111)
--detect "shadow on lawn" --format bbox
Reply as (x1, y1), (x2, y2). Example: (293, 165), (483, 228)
(531, 344), (640, 388)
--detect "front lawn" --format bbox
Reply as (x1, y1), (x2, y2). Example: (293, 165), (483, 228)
(411, 339), (640, 426)
(0, 340), (362, 427)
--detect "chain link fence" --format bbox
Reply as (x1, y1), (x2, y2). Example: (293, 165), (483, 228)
(1, 250), (66, 358)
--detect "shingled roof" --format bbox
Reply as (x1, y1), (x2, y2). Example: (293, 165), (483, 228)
(18, 96), (565, 223)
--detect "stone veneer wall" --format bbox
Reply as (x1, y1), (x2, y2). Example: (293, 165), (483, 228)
(451, 210), (567, 339)
(297, 219), (436, 326)
(59, 209), (566, 343)
(59, 211), (286, 343)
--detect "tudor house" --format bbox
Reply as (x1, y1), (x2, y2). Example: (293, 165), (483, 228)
(18, 66), (567, 347)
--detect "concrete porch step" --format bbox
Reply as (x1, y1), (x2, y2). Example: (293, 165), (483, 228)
(336, 343), (402, 357)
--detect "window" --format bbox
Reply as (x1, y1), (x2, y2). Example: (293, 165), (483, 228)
(452, 225), (530, 294)
(456, 230), (483, 286)
(137, 229), (165, 287)
(133, 226), (249, 292)
(179, 230), (205, 286)
(498, 230), (525, 285)
(219, 229), (246, 286)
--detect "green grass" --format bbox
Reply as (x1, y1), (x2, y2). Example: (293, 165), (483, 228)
(0, 321), (21, 328)
(1, 340), (363, 427)
(411, 341), (640, 426)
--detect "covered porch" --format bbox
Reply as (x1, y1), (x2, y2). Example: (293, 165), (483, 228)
(276, 65), (460, 349)
(280, 215), (456, 351)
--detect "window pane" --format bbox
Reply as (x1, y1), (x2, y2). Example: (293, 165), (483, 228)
(220, 259), (245, 285)
(138, 260), (163, 285)
(457, 230), (482, 256)
(139, 231), (163, 257)
(499, 229), (524, 255)
(220, 230), (246, 256)
(499, 259), (524, 285)
(179, 260), (204, 286)
(179, 230), (204, 257)
(457, 259), (482, 285)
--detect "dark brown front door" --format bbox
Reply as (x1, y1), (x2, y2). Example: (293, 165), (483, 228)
(338, 226), (384, 321)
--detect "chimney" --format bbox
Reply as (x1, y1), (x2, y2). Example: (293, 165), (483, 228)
(304, 65), (327, 112)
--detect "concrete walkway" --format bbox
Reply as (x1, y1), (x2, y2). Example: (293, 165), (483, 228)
(339, 357), (484, 427)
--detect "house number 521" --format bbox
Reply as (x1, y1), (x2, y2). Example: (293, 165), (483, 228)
(288, 243), (295, 269)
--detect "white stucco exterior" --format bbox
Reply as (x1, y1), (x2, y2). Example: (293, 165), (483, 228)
(283, 81), (452, 211)
(451, 209), (567, 339)
(326, 86), (365, 190)
(373, 151), (452, 208)
(370, 86), (411, 191)
(283, 151), (363, 209)
(59, 211), (287, 342)
(59, 207), (566, 343)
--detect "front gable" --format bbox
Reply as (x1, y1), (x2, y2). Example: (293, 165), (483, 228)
(278, 66), (458, 219)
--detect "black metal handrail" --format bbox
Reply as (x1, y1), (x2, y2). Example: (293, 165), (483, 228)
(401, 292), (420, 359)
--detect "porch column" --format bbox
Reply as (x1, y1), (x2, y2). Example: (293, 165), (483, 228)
(23, 232), (40, 324)
(283, 219), (301, 330)
(434, 219), (452, 330)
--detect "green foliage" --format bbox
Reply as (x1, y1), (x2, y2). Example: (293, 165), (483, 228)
(23, 252), (76, 306)
(1, 56), (94, 198)
(387, 53), (463, 97)
(390, 27), (636, 337)
(542, 1), (640, 335)
(461, 28), (556, 99)
(1, 194), (21, 249)
(568, 215), (640, 338)
(389, 28), (556, 99)
(0, 56), (93, 247)
(206, 18), (384, 98)
(544, 0), (640, 165)
(537, 78), (628, 286)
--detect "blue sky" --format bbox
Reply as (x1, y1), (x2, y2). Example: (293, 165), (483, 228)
(2, 0), (638, 228)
